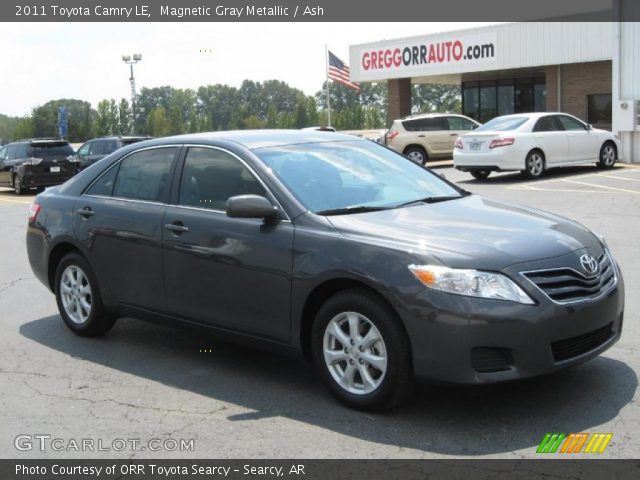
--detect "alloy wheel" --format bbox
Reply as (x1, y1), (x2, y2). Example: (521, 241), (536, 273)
(528, 153), (544, 177)
(322, 311), (388, 395)
(60, 265), (93, 324)
(602, 145), (616, 166)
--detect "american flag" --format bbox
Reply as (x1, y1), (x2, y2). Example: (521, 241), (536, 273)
(327, 51), (360, 93)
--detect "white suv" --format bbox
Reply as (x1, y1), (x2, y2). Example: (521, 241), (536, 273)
(386, 113), (480, 165)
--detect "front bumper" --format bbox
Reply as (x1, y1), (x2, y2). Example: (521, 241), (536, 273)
(400, 255), (624, 384)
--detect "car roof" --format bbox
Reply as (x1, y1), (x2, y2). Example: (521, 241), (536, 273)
(489, 112), (573, 120)
(140, 130), (363, 150)
(11, 138), (70, 145)
(397, 113), (465, 121)
(94, 135), (151, 140)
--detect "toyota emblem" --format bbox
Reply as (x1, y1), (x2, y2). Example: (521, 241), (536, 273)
(579, 254), (599, 276)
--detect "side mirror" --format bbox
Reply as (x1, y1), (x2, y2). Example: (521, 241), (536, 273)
(226, 195), (278, 219)
(586, 124), (593, 131)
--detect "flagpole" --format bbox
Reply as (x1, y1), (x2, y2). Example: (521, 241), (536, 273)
(325, 44), (331, 128)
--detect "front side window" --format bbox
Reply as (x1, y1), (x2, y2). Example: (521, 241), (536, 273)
(448, 116), (476, 131)
(178, 147), (266, 210)
(6, 145), (17, 160)
(77, 142), (91, 156)
(16, 143), (28, 159)
(557, 115), (586, 131)
(255, 140), (461, 214)
(112, 147), (177, 202)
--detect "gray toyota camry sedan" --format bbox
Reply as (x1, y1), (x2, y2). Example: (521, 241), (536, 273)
(26, 130), (624, 410)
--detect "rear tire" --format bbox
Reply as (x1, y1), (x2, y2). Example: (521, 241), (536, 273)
(13, 174), (24, 195)
(597, 142), (617, 169)
(311, 289), (413, 411)
(54, 253), (116, 337)
(523, 150), (545, 179)
(404, 147), (428, 166)
(470, 170), (491, 180)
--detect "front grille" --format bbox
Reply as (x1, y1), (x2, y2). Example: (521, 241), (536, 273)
(471, 347), (512, 373)
(551, 322), (613, 362)
(523, 252), (616, 303)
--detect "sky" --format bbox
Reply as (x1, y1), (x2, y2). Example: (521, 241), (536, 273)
(0, 22), (498, 117)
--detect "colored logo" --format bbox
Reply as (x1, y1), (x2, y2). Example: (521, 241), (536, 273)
(536, 432), (613, 454)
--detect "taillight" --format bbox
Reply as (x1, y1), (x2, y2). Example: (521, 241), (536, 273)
(387, 130), (399, 143)
(28, 203), (41, 224)
(454, 138), (464, 150)
(489, 138), (515, 149)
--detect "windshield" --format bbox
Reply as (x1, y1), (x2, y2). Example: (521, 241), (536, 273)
(254, 140), (462, 214)
(30, 143), (74, 157)
(475, 116), (528, 132)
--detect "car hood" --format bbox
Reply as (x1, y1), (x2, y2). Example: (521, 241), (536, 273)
(326, 195), (600, 271)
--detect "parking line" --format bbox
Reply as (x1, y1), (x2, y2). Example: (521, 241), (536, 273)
(560, 179), (640, 194)
(0, 197), (32, 205)
(599, 174), (640, 182)
(509, 185), (626, 194)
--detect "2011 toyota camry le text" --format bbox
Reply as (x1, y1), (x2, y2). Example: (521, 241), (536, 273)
(26, 130), (624, 411)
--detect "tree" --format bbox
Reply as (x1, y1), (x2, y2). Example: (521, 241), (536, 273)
(118, 98), (131, 134)
(13, 117), (34, 141)
(30, 99), (95, 142)
(412, 84), (461, 114)
(146, 107), (171, 137)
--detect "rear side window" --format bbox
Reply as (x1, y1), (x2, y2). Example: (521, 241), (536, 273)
(16, 143), (28, 159)
(178, 147), (266, 210)
(533, 116), (560, 132)
(30, 143), (74, 157)
(86, 165), (119, 197)
(112, 147), (177, 202)
(403, 117), (449, 132)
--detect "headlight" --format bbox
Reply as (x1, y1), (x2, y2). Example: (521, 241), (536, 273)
(409, 264), (534, 304)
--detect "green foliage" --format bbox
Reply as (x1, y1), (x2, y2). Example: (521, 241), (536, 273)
(30, 99), (95, 142)
(2, 81), (462, 141)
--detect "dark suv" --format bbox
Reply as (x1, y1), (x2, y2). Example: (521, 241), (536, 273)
(0, 139), (78, 194)
(75, 136), (151, 169)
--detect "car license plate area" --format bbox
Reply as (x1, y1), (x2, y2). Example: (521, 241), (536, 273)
(470, 142), (482, 151)
(50, 166), (61, 173)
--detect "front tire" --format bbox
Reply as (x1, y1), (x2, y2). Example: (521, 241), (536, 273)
(598, 142), (617, 169)
(311, 289), (413, 411)
(54, 253), (116, 337)
(404, 146), (428, 166)
(470, 170), (491, 180)
(523, 150), (545, 179)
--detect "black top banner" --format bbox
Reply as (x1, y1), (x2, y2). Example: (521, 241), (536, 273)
(5, 0), (640, 22)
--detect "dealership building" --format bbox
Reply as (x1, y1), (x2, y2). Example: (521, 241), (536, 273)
(349, 22), (640, 162)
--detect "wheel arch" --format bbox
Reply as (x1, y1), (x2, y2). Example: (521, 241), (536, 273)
(298, 277), (408, 361)
(403, 144), (429, 157)
(48, 241), (84, 291)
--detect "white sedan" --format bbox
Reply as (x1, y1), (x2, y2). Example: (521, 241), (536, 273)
(453, 112), (621, 180)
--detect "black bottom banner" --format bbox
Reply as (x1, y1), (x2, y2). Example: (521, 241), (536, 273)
(2, 459), (640, 480)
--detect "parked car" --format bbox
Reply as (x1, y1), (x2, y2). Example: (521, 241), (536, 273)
(386, 113), (480, 165)
(75, 135), (151, 169)
(0, 139), (78, 194)
(453, 112), (621, 180)
(26, 131), (624, 411)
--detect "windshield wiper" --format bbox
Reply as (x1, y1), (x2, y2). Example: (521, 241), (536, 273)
(394, 193), (470, 208)
(315, 205), (392, 216)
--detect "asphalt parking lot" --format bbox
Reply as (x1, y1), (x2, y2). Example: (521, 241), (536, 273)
(0, 163), (638, 459)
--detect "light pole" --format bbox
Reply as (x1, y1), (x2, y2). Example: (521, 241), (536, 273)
(122, 53), (142, 133)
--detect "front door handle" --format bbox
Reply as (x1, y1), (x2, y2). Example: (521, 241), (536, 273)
(417, 134), (426, 138)
(450, 133), (458, 136)
(77, 207), (94, 218)
(164, 222), (189, 234)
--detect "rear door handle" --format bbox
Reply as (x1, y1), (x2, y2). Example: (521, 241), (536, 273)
(450, 133), (458, 136)
(77, 207), (94, 218)
(164, 222), (189, 234)
(417, 134), (426, 138)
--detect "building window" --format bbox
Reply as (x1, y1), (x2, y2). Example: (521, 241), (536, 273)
(588, 94), (612, 130)
(462, 82), (479, 120)
(463, 77), (546, 123)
